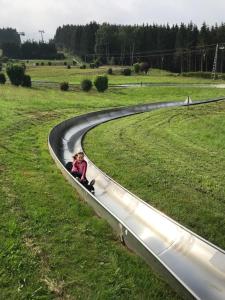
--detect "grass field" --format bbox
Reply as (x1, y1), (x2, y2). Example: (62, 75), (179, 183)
(0, 85), (186, 299)
(84, 100), (225, 250)
(21, 65), (225, 85)
(1, 76), (225, 299)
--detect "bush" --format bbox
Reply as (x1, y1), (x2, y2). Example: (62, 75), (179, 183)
(0, 73), (6, 84)
(21, 62), (26, 71)
(133, 63), (140, 73)
(81, 79), (92, 92)
(21, 74), (32, 88)
(90, 63), (96, 69)
(35, 62), (39, 66)
(94, 59), (100, 68)
(94, 75), (108, 92)
(80, 64), (86, 69)
(107, 68), (113, 75)
(60, 82), (69, 91)
(140, 62), (150, 74)
(41, 62), (44, 66)
(72, 60), (77, 66)
(122, 68), (132, 76)
(64, 61), (67, 66)
(6, 64), (25, 86)
(67, 65), (71, 69)
(48, 61), (52, 66)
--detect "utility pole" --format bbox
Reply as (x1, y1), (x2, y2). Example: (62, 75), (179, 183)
(212, 44), (219, 80)
(38, 30), (45, 42)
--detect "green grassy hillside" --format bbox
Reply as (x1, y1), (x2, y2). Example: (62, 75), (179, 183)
(84, 100), (225, 250)
(0, 85), (184, 299)
(22, 65), (225, 85)
(1, 81), (225, 298)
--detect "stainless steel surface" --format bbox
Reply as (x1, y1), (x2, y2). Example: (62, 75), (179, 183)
(48, 98), (225, 300)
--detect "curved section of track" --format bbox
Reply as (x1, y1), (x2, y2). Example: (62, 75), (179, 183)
(48, 98), (225, 300)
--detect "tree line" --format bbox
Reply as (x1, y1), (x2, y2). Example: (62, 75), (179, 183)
(0, 28), (21, 47)
(54, 22), (225, 73)
(2, 41), (63, 60)
(0, 28), (63, 59)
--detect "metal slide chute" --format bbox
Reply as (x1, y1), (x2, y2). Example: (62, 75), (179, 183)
(48, 98), (225, 300)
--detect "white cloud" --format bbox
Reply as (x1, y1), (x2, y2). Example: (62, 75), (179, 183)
(0, 0), (225, 41)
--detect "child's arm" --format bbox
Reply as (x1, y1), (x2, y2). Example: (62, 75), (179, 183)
(80, 161), (87, 181)
(71, 160), (78, 173)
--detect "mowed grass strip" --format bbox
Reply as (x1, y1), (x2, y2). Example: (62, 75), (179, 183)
(84, 100), (225, 250)
(0, 85), (188, 299)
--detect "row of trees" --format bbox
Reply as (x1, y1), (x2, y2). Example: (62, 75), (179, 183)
(1, 41), (64, 59)
(54, 22), (225, 73)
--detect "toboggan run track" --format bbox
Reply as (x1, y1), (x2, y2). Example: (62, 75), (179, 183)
(48, 97), (225, 300)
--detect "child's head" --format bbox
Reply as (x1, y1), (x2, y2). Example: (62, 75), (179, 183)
(72, 153), (78, 160)
(77, 152), (84, 162)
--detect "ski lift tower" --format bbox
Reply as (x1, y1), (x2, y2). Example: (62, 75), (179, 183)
(18, 32), (25, 43)
(211, 44), (218, 80)
(219, 45), (225, 73)
(38, 30), (45, 42)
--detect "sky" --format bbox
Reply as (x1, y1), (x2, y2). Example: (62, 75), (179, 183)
(0, 0), (225, 41)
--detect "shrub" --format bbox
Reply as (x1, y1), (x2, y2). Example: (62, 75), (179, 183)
(22, 74), (32, 88)
(81, 79), (92, 92)
(94, 75), (108, 92)
(41, 62), (44, 66)
(48, 61), (52, 66)
(35, 62), (39, 66)
(94, 59), (100, 68)
(90, 63), (96, 69)
(72, 60), (77, 66)
(122, 68), (132, 76)
(0, 73), (6, 84)
(21, 62), (26, 71)
(6, 64), (25, 86)
(133, 63), (140, 73)
(107, 68), (113, 75)
(140, 62), (150, 74)
(67, 65), (71, 69)
(64, 61), (67, 66)
(80, 64), (86, 69)
(60, 82), (69, 91)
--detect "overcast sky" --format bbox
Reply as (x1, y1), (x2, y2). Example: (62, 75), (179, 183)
(0, 0), (225, 41)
